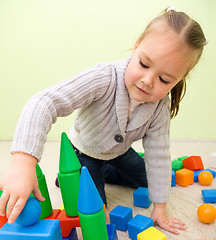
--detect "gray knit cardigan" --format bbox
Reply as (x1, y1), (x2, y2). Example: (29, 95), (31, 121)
(11, 58), (171, 203)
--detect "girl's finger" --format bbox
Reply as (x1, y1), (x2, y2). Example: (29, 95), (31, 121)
(0, 191), (9, 216)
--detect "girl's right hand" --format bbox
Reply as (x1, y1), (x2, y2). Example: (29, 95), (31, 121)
(0, 152), (45, 224)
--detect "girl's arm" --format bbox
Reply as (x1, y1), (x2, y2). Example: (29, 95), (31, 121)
(151, 203), (186, 235)
(0, 152), (44, 224)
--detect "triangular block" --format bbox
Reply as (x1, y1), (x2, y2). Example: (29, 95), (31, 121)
(78, 166), (103, 214)
(59, 132), (81, 173)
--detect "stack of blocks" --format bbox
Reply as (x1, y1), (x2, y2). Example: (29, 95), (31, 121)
(0, 132), (118, 240)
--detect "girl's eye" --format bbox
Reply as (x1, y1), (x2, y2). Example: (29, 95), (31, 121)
(139, 60), (149, 69)
(159, 76), (169, 84)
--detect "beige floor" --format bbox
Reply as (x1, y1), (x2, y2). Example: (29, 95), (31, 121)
(0, 140), (216, 240)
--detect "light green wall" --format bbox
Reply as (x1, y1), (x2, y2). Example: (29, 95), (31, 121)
(0, 0), (215, 141)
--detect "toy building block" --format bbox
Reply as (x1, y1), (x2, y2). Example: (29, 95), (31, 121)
(78, 166), (108, 240)
(62, 227), (78, 240)
(133, 187), (152, 208)
(34, 164), (53, 219)
(127, 214), (154, 240)
(137, 226), (166, 240)
(202, 189), (216, 203)
(107, 224), (118, 240)
(172, 159), (183, 171)
(178, 156), (188, 161)
(58, 132), (81, 217)
(137, 152), (144, 158)
(109, 205), (133, 231)
(0, 219), (62, 240)
(171, 170), (176, 187)
(15, 196), (41, 226)
(210, 152), (216, 168)
(0, 215), (8, 229)
(45, 209), (61, 219)
(182, 156), (204, 171)
(57, 210), (80, 238)
(175, 168), (194, 187)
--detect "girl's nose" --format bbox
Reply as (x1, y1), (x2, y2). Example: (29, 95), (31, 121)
(140, 73), (154, 88)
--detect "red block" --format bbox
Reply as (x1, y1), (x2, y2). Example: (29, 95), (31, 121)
(45, 209), (61, 219)
(0, 215), (8, 228)
(182, 156), (204, 171)
(57, 209), (80, 238)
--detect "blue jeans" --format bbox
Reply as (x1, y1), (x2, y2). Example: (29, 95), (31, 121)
(73, 146), (148, 205)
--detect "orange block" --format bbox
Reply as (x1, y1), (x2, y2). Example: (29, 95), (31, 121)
(45, 209), (61, 219)
(182, 156), (204, 171)
(176, 168), (194, 187)
(57, 209), (80, 238)
(0, 215), (8, 228)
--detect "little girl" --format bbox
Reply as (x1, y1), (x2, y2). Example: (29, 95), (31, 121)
(0, 7), (206, 235)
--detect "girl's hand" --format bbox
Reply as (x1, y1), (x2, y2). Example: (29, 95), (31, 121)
(0, 152), (45, 224)
(151, 203), (186, 235)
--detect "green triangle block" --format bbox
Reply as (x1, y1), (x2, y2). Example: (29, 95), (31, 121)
(59, 132), (81, 174)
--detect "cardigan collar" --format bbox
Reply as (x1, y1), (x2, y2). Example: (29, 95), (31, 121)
(114, 58), (159, 135)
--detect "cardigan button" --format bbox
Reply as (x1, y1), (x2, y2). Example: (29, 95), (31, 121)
(114, 134), (124, 143)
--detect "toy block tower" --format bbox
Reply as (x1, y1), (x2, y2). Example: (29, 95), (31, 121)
(78, 166), (109, 240)
(58, 132), (81, 217)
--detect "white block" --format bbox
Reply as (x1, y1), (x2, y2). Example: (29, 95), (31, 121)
(210, 152), (216, 169)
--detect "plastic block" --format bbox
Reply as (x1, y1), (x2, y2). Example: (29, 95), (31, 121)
(58, 132), (81, 217)
(0, 215), (8, 228)
(178, 156), (188, 161)
(15, 196), (41, 226)
(78, 166), (103, 214)
(133, 187), (152, 208)
(172, 160), (183, 171)
(171, 170), (176, 187)
(45, 209), (61, 219)
(127, 214), (154, 240)
(0, 219), (62, 240)
(62, 228), (78, 240)
(175, 168), (194, 187)
(202, 189), (216, 203)
(109, 205), (133, 231)
(107, 224), (118, 240)
(137, 226), (166, 240)
(78, 166), (108, 240)
(57, 210), (80, 238)
(137, 152), (144, 158)
(182, 156), (204, 171)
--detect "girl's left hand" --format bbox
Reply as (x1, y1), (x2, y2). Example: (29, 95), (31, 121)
(151, 203), (186, 235)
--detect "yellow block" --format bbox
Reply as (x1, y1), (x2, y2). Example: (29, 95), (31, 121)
(59, 204), (64, 210)
(137, 227), (166, 240)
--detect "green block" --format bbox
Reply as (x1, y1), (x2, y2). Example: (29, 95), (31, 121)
(58, 171), (80, 216)
(32, 164), (53, 219)
(59, 132), (81, 173)
(172, 159), (183, 171)
(78, 208), (108, 240)
(137, 152), (144, 158)
(178, 156), (188, 161)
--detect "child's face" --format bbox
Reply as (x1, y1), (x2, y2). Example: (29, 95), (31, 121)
(125, 21), (197, 103)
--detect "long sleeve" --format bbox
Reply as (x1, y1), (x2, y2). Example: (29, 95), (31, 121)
(10, 64), (114, 160)
(142, 96), (171, 203)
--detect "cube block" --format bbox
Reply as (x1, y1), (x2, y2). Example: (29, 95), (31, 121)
(107, 224), (118, 240)
(127, 214), (153, 240)
(182, 156), (204, 171)
(0, 219), (62, 240)
(137, 226), (166, 240)
(202, 189), (216, 203)
(175, 168), (194, 187)
(109, 205), (132, 231)
(171, 170), (176, 187)
(133, 187), (152, 208)
(172, 160), (183, 171)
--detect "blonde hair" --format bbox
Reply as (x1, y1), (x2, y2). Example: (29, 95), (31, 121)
(138, 8), (206, 118)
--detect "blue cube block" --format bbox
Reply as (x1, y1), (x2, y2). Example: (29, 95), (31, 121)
(127, 214), (153, 240)
(202, 189), (216, 203)
(133, 187), (152, 208)
(107, 224), (118, 240)
(109, 205), (132, 231)
(0, 219), (62, 240)
(62, 228), (78, 240)
(171, 170), (176, 187)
